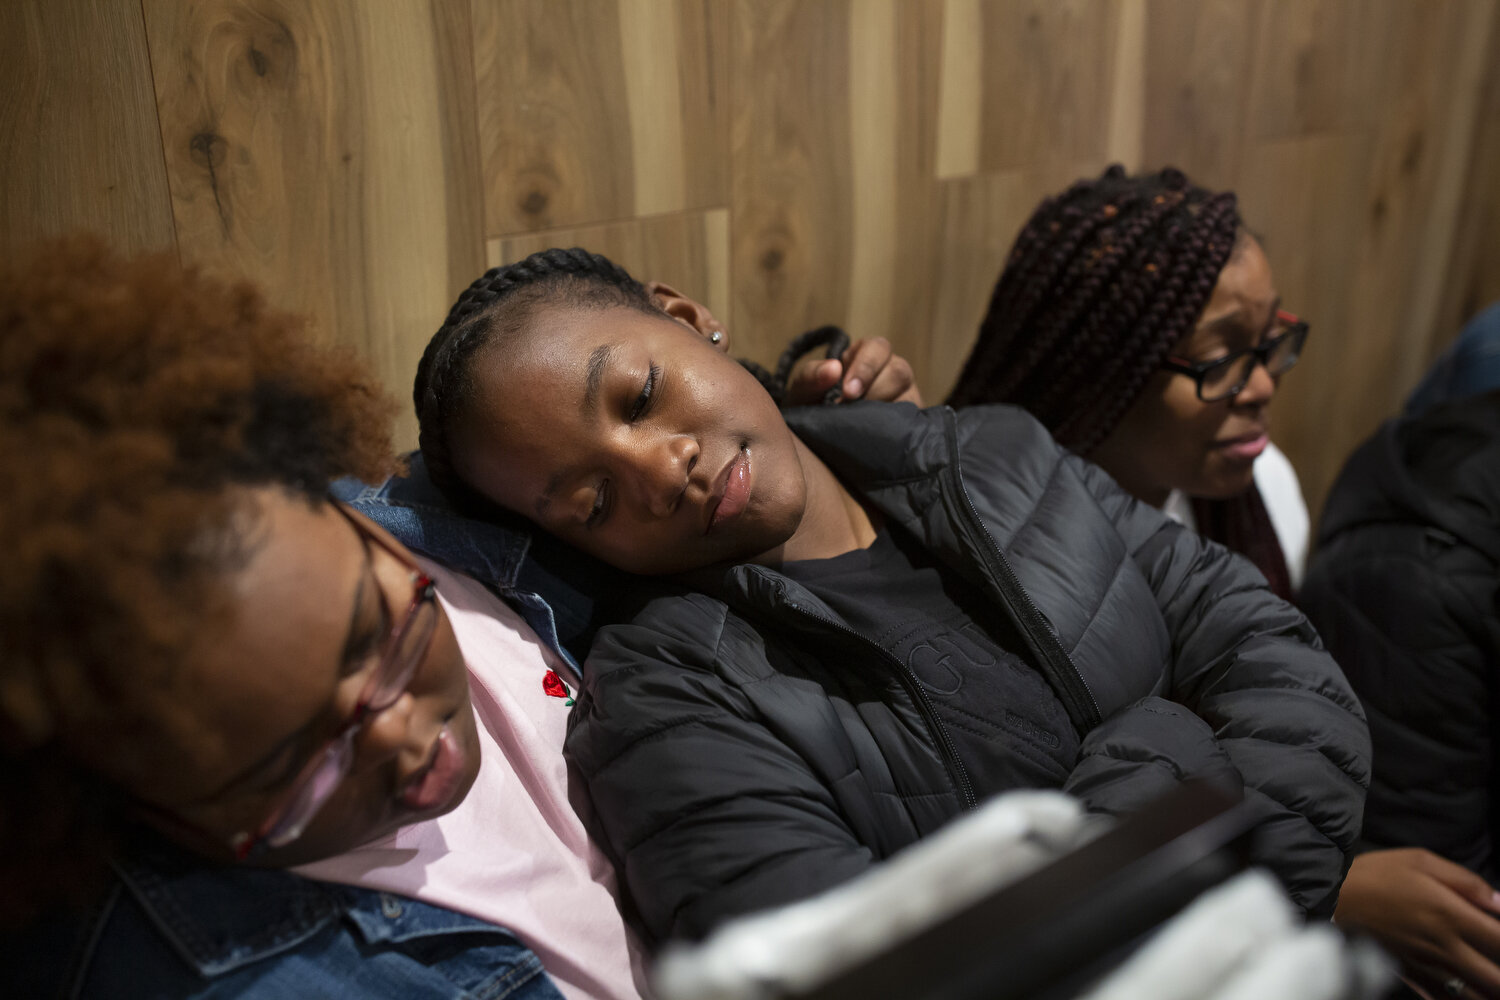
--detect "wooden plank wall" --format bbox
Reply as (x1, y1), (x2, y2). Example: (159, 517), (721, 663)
(3, 0), (1496, 517)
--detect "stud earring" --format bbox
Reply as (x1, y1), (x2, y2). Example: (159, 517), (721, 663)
(710, 330), (723, 345)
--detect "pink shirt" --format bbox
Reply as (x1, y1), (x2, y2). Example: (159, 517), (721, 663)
(296, 560), (648, 1000)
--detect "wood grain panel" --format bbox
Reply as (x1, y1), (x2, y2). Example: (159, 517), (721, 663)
(1247, 0), (1379, 141)
(1436, 6), (1500, 346)
(1104, 0), (1146, 169)
(974, 0), (1119, 174)
(0, 0), (176, 258)
(143, 0), (486, 449)
(475, 0), (727, 236)
(925, 160), (1111, 403)
(730, 0), (944, 369)
(1141, 0), (1260, 187)
(489, 208), (732, 338)
(1376, 0), (1496, 381)
(1235, 134), (1373, 519)
(935, 0), (982, 180)
(9, 0), (1498, 520)
(926, 169), (1042, 402)
(730, 0), (854, 365)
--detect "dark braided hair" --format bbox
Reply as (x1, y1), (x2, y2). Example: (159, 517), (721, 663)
(946, 165), (1293, 599)
(414, 247), (660, 511)
(947, 164), (1241, 452)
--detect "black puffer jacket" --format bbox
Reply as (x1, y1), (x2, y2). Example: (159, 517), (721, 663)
(1301, 391), (1500, 881)
(567, 403), (1369, 945)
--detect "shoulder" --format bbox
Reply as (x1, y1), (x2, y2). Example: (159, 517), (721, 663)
(587, 587), (733, 676)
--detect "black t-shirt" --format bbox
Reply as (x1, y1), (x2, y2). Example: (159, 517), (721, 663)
(779, 527), (1080, 791)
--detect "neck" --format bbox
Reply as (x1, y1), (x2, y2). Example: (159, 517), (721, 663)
(1086, 449), (1171, 508)
(757, 436), (877, 565)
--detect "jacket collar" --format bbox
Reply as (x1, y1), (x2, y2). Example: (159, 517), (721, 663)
(110, 833), (514, 978)
(112, 835), (345, 977)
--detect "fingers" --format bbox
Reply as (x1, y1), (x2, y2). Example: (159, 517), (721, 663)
(839, 338), (921, 404)
(782, 336), (922, 406)
(1407, 937), (1500, 999)
(837, 337), (893, 400)
(1416, 850), (1500, 916)
(864, 357), (922, 405)
(783, 357), (843, 406)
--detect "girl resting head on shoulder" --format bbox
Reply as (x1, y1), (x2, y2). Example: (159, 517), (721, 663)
(412, 246), (1367, 947)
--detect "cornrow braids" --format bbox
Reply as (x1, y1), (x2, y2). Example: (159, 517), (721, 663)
(414, 248), (658, 511)
(946, 165), (1242, 454)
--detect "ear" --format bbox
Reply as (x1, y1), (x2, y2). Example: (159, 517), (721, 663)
(645, 280), (729, 351)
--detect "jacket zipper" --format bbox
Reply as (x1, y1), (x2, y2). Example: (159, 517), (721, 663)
(944, 414), (1103, 734)
(780, 594), (979, 811)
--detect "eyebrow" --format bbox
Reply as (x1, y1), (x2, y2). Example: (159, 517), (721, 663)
(583, 343), (618, 416)
(1199, 296), (1282, 339)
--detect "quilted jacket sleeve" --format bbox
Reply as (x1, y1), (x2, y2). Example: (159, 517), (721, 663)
(564, 591), (877, 948)
(1300, 524), (1498, 879)
(1066, 452), (1371, 916)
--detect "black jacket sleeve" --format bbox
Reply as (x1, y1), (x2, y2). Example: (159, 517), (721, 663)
(1301, 523), (1498, 880)
(1066, 452), (1371, 915)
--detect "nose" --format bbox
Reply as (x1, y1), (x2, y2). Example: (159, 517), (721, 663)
(628, 433), (699, 517)
(1232, 356), (1277, 407)
(354, 691), (418, 772)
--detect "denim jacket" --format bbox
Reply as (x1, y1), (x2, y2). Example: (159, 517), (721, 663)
(7, 834), (562, 1000)
(333, 452), (625, 670)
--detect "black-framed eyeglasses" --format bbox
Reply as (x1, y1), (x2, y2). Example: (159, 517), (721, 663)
(228, 502), (438, 861)
(1161, 310), (1309, 403)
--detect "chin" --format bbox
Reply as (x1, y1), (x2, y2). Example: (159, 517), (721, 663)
(1197, 471), (1257, 501)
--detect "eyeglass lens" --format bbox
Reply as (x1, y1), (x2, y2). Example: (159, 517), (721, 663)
(365, 592), (438, 710)
(259, 582), (436, 851)
(1200, 327), (1304, 401)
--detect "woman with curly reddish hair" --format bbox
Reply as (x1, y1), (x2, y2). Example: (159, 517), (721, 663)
(0, 240), (651, 999)
(946, 165), (1310, 598)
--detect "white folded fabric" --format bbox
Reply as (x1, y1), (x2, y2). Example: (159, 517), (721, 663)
(652, 790), (1096, 1000)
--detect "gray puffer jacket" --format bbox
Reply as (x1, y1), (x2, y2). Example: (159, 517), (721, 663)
(566, 403), (1369, 946)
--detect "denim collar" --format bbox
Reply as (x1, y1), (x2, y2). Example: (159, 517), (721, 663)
(110, 835), (517, 978)
(112, 838), (345, 977)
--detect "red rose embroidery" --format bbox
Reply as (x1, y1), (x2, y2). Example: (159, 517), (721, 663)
(543, 669), (572, 703)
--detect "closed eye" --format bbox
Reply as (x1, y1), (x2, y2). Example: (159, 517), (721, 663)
(628, 363), (660, 422)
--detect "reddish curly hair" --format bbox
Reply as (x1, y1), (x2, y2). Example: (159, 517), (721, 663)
(0, 237), (398, 925)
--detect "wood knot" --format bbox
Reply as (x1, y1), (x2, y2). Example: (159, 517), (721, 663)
(189, 132), (227, 168)
(520, 190), (548, 215)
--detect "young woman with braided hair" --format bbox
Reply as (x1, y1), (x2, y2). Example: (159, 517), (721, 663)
(946, 165), (1310, 599)
(413, 245), (1368, 949)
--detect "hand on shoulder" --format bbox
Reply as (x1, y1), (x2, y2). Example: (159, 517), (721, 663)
(785, 337), (922, 407)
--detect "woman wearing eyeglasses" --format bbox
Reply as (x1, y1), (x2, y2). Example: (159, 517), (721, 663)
(946, 165), (1309, 599)
(0, 240), (648, 999)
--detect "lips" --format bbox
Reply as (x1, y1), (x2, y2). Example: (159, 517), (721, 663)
(400, 724), (467, 812)
(707, 448), (752, 533)
(1213, 431), (1269, 463)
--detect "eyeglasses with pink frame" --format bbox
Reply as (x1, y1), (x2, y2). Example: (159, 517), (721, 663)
(228, 502), (438, 861)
